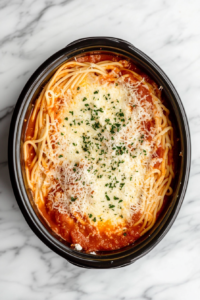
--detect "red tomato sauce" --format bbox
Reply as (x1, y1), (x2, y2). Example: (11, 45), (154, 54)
(39, 200), (142, 251)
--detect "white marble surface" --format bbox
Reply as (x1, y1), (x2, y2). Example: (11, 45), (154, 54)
(0, 0), (200, 299)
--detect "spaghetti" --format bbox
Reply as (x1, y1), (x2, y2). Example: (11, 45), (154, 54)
(24, 54), (174, 251)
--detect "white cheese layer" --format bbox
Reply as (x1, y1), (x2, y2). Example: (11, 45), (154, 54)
(44, 75), (156, 227)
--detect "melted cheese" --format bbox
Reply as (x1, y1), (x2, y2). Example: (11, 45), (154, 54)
(43, 75), (156, 228)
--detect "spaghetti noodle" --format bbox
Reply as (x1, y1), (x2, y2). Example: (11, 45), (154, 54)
(24, 54), (174, 251)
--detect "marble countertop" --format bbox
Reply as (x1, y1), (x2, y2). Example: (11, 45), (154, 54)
(1, 0), (200, 299)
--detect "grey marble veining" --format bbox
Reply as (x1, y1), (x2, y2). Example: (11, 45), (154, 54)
(0, 0), (200, 299)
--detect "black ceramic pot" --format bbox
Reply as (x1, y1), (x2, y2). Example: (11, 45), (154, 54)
(8, 37), (191, 269)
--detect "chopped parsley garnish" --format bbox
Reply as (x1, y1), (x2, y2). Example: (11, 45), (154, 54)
(105, 194), (110, 201)
(77, 87), (80, 90)
(69, 111), (74, 115)
(110, 125), (116, 134)
(71, 196), (77, 202)
(109, 204), (115, 209)
(92, 217), (96, 222)
(94, 90), (99, 94)
(65, 117), (68, 120)
(92, 122), (101, 130)
(82, 97), (87, 101)
(120, 183), (125, 190)
(58, 155), (63, 158)
(88, 214), (92, 218)
(61, 133), (64, 135)
(123, 232), (127, 236)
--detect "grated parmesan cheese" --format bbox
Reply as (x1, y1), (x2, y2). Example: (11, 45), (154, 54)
(74, 244), (82, 251)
